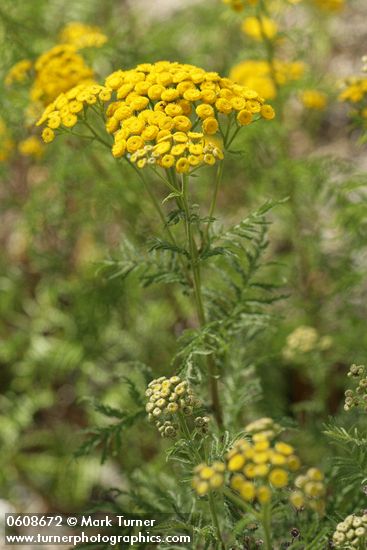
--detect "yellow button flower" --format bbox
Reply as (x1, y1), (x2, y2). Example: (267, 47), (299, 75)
(269, 468), (289, 488)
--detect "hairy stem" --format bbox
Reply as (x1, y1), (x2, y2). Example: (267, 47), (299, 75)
(208, 491), (226, 550)
(260, 503), (272, 550)
(181, 175), (224, 429)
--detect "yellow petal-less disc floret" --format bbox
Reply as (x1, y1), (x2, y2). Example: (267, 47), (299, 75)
(192, 462), (225, 496)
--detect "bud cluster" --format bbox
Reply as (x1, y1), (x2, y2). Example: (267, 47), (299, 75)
(344, 364), (367, 412)
(290, 467), (326, 515)
(145, 375), (206, 438)
(333, 513), (367, 548)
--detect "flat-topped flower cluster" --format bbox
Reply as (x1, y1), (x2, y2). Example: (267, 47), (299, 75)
(191, 417), (326, 514)
(36, 61), (275, 173)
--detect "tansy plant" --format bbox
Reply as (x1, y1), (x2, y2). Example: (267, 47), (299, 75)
(34, 58), (334, 548)
(36, 60), (275, 429)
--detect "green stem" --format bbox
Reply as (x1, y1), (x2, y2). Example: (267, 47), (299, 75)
(223, 488), (256, 516)
(226, 126), (241, 149)
(257, 1), (279, 96)
(208, 492), (225, 550)
(205, 160), (224, 243)
(81, 119), (112, 149)
(260, 503), (272, 550)
(181, 175), (223, 429)
(177, 412), (201, 463)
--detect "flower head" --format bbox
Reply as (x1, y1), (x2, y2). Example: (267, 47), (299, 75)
(5, 59), (32, 86)
(222, 0), (258, 11)
(226, 426), (300, 504)
(0, 118), (14, 162)
(105, 61), (274, 171)
(36, 82), (112, 135)
(18, 136), (44, 159)
(291, 467), (326, 514)
(37, 60), (275, 172)
(31, 44), (95, 106)
(192, 462), (225, 496)
(230, 59), (305, 100)
(242, 16), (278, 42)
(59, 22), (107, 49)
(312, 0), (345, 12)
(300, 89), (327, 110)
(282, 325), (322, 359)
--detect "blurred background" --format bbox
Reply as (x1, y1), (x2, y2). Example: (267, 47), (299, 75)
(0, 0), (367, 540)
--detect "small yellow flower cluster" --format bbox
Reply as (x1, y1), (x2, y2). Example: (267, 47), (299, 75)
(290, 468), (326, 514)
(5, 22), (107, 128)
(222, 0), (258, 11)
(18, 136), (44, 159)
(344, 364), (367, 412)
(103, 61), (274, 172)
(145, 375), (197, 437)
(282, 326), (332, 360)
(242, 16), (278, 42)
(0, 118), (14, 162)
(311, 0), (345, 11)
(300, 89), (328, 110)
(31, 44), (95, 106)
(59, 22), (107, 49)
(4, 59), (32, 86)
(244, 417), (281, 439)
(333, 513), (367, 548)
(230, 59), (305, 100)
(192, 462), (226, 496)
(36, 83), (112, 143)
(223, 0), (302, 8)
(226, 428), (301, 505)
(339, 77), (367, 123)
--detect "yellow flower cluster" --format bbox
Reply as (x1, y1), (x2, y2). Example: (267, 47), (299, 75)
(59, 22), (107, 49)
(192, 462), (226, 496)
(300, 89), (328, 110)
(242, 16), (278, 41)
(339, 77), (367, 114)
(311, 0), (344, 11)
(222, 0), (258, 11)
(103, 61), (274, 172)
(0, 118), (14, 162)
(223, 0), (302, 8)
(226, 429), (301, 504)
(36, 83), (112, 143)
(230, 59), (305, 100)
(339, 76), (367, 127)
(333, 513), (367, 548)
(4, 59), (32, 86)
(244, 416), (281, 439)
(290, 468), (326, 514)
(5, 22), (107, 126)
(30, 44), (95, 106)
(18, 136), (44, 159)
(282, 326), (332, 360)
